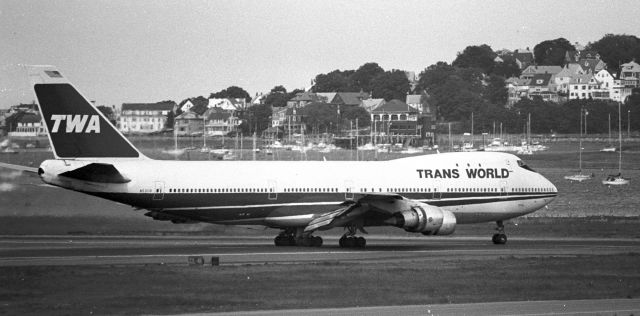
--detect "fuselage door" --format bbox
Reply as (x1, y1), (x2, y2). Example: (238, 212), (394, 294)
(432, 179), (442, 199)
(268, 180), (277, 200)
(153, 181), (165, 200)
(500, 180), (508, 196)
(344, 180), (354, 200)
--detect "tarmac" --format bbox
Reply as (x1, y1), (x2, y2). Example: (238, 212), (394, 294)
(1, 235), (639, 266)
(2, 235), (639, 315)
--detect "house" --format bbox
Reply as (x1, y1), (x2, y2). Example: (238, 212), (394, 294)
(179, 97), (209, 113)
(119, 101), (175, 134)
(568, 73), (598, 100)
(578, 58), (607, 74)
(370, 99), (420, 137)
(592, 69), (615, 101)
(619, 60), (640, 102)
(360, 98), (385, 112)
(554, 64), (586, 95)
(287, 91), (323, 108)
(174, 110), (204, 136)
(8, 112), (46, 137)
(316, 92), (369, 106)
(506, 77), (530, 106)
(208, 98), (247, 113)
(405, 95), (422, 111)
(528, 73), (558, 102)
(204, 107), (240, 136)
(512, 48), (535, 69)
(520, 65), (562, 80)
(271, 106), (288, 128)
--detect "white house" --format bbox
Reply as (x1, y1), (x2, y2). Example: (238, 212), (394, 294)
(592, 69), (615, 101)
(568, 74), (598, 100)
(554, 64), (585, 95)
(119, 102), (175, 134)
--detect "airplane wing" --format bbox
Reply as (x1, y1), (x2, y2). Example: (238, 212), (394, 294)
(0, 162), (39, 174)
(304, 193), (404, 232)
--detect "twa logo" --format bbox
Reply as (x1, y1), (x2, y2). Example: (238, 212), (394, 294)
(50, 115), (101, 133)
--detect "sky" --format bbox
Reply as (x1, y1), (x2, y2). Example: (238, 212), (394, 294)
(1, 0), (640, 109)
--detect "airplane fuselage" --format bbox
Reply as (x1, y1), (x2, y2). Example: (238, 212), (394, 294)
(39, 151), (557, 228)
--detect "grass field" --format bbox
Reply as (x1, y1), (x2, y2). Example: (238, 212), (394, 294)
(2, 254), (639, 315)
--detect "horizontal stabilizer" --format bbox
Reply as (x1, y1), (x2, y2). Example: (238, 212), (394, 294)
(0, 162), (39, 174)
(59, 163), (131, 183)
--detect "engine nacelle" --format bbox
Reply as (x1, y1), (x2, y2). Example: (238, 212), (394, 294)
(390, 203), (456, 235)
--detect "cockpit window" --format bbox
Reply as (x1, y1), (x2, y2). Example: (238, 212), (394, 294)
(517, 160), (536, 172)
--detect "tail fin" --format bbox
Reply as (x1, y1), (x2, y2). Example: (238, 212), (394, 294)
(28, 66), (145, 159)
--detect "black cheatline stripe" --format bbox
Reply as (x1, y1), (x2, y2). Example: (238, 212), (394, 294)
(81, 190), (557, 211)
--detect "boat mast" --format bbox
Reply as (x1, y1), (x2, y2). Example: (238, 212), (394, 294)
(618, 102), (622, 174)
(579, 108), (583, 172)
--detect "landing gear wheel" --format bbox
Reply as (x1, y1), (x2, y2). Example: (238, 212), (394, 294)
(274, 230), (296, 246)
(492, 221), (508, 245)
(312, 236), (323, 247)
(339, 235), (366, 248)
(492, 233), (507, 245)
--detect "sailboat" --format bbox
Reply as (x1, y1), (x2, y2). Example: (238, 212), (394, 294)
(602, 102), (629, 186)
(565, 108), (591, 182)
(600, 113), (616, 152)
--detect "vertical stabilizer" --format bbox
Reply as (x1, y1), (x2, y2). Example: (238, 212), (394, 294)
(28, 66), (145, 159)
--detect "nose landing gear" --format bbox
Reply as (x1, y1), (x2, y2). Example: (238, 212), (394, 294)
(492, 220), (508, 245)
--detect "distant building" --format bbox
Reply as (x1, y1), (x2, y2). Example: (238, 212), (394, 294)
(174, 110), (203, 136)
(204, 107), (240, 136)
(619, 60), (640, 102)
(528, 73), (558, 103)
(568, 73), (598, 100)
(119, 101), (176, 134)
(520, 65), (562, 80)
(8, 112), (46, 137)
(512, 48), (534, 69)
(370, 99), (419, 137)
(506, 77), (530, 107)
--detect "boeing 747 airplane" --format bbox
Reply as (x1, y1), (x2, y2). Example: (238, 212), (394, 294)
(1, 66), (558, 247)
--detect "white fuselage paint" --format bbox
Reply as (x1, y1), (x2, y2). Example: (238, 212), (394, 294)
(39, 152), (557, 227)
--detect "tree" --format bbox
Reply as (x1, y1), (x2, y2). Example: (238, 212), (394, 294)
(533, 38), (575, 66)
(452, 44), (495, 74)
(313, 70), (355, 92)
(586, 34), (640, 74)
(492, 56), (521, 78)
(97, 105), (116, 125)
(416, 62), (455, 92)
(209, 86), (251, 102)
(264, 85), (289, 107)
(341, 105), (371, 128)
(370, 70), (411, 101)
(240, 103), (272, 134)
(349, 62), (385, 93)
(301, 102), (339, 133)
(484, 75), (508, 106)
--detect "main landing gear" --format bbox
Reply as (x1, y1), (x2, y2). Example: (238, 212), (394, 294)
(274, 228), (323, 247)
(339, 225), (366, 248)
(492, 220), (508, 245)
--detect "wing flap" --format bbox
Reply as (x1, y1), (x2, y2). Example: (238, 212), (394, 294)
(59, 163), (131, 183)
(304, 205), (353, 232)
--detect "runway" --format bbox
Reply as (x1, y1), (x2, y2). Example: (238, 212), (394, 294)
(1, 235), (639, 266)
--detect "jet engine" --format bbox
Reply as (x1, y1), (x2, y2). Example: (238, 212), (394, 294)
(388, 203), (456, 235)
